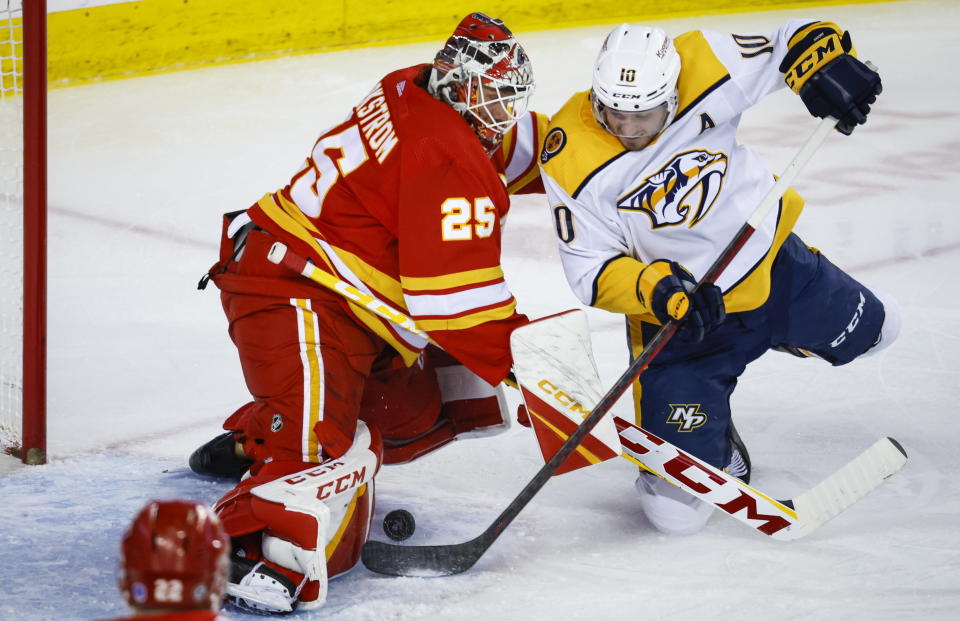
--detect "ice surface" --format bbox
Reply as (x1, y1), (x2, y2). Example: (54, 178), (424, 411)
(2, 1), (958, 619)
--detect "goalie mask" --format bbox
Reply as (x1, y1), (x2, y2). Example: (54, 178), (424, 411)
(591, 24), (681, 150)
(118, 500), (230, 612)
(428, 13), (535, 152)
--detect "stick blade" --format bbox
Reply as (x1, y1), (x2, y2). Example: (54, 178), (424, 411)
(791, 436), (908, 537)
(361, 537), (486, 577)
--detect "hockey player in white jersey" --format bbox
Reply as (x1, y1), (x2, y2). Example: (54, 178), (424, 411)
(539, 21), (901, 535)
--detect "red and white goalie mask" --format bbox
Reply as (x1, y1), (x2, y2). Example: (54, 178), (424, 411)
(118, 500), (230, 612)
(428, 13), (535, 152)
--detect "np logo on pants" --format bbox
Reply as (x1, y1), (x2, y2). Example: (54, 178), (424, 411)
(666, 404), (707, 431)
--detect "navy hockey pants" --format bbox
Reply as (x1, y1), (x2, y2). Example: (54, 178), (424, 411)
(630, 233), (885, 468)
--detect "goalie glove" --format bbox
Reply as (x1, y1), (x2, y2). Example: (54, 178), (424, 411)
(780, 22), (881, 135)
(637, 260), (725, 343)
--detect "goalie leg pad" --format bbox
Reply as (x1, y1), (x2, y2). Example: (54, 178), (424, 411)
(218, 421), (381, 612)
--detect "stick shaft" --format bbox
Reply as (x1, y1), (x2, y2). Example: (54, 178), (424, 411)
(266, 242), (428, 338)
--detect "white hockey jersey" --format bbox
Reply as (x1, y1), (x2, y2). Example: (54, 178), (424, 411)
(540, 19), (819, 323)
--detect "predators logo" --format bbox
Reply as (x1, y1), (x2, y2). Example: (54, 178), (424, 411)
(666, 404), (707, 432)
(540, 128), (567, 164)
(618, 149), (728, 228)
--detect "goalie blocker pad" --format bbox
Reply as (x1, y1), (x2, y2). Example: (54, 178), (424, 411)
(510, 310), (621, 475)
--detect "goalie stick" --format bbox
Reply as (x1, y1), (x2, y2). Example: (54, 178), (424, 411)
(359, 115), (903, 577)
(266, 241), (428, 339)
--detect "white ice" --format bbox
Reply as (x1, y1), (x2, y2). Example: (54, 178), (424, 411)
(2, 1), (959, 619)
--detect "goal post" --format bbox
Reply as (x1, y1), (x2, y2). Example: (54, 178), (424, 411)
(1, 0), (47, 465)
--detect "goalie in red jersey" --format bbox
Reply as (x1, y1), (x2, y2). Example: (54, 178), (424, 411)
(191, 13), (546, 614)
(101, 500), (232, 621)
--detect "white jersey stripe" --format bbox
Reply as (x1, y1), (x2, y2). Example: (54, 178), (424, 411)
(505, 113), (535, 183)
(317, 238), (428, 350)
(404, 281), (512, 318)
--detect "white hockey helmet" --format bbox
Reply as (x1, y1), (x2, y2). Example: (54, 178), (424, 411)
(591, 24), (681, 145)
(428, 13), (535, 152)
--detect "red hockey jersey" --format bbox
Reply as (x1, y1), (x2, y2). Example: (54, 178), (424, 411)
(243, 65), (545, 384)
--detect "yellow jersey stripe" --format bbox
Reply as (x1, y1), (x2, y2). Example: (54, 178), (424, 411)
(507, 163), (543, 195)
(257, 196), (425, 366)
(326, 245), (406, 308)
(258, 193), (327, 259)
(674, 30), (731, 121)
(627, 314), (646, 430)
(594, 256), (645, 314)
(401, 266), (505, 292)
(294, 298), (323, 462)
(414, 298), (517, 332)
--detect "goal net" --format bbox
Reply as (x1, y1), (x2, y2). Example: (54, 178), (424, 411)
(1, 0), (45, 465)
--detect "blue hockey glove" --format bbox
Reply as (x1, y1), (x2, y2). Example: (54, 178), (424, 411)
(780, 22), (881, 135)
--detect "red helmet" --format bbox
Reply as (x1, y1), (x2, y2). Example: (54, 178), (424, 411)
(118, 500), (230, 611)
(428, 13), (535, 151)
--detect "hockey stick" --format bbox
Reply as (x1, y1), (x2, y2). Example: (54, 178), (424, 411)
(266, 242), (428, 339)
(360, 116), (842, 577)
(507, 312), (906, 540)
(614, 415), (906, 540)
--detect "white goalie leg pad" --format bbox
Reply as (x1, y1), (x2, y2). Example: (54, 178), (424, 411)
(435, 364), (511, 439)
(859, 288), (902, 358)
(261, 533), (327, 582)
(635, 472), (715, 536)
(250, 421), (379, 609)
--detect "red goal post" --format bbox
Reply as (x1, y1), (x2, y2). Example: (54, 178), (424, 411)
(1, 0), (47, 465)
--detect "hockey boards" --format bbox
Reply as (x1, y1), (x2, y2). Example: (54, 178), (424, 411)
(614, 416), (907, 540)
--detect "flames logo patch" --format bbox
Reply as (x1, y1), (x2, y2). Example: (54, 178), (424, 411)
(618, 149), (728, 228)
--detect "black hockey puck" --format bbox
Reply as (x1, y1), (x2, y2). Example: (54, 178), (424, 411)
(383, 509), (416, 541)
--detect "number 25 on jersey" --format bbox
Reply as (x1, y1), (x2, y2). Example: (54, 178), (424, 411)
(441, 197), (496, 241)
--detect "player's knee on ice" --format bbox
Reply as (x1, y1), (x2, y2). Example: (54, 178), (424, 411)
(858, 288), (901, 359)
(635, 473), (714, 535)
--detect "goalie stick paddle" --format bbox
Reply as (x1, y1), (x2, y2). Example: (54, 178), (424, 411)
(360, 116), (841, 577)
